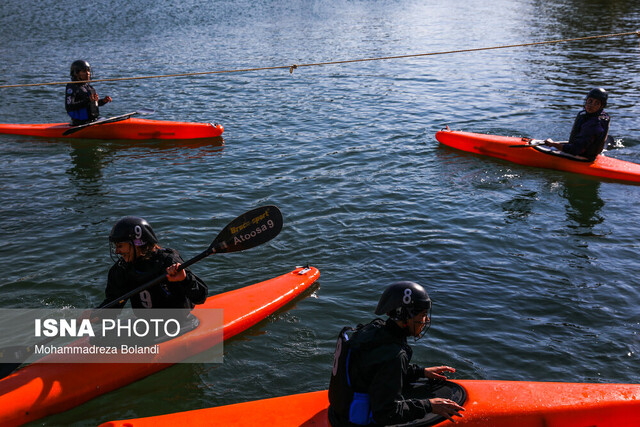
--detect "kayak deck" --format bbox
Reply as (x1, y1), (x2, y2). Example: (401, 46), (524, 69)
(100, 380), (640, 427)
(435, 130), (640, 184)
(0, 266), (319, 426)
(0, 117), (224, 140)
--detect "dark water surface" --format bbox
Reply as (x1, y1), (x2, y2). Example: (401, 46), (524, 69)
(1, 0), (639, 425)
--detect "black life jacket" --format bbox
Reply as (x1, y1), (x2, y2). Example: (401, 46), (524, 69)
(65, 82), (100, 124)
(329, 326), (358, 425)
(329, 320), (392, 426)
(589, 111), (610, 159)
(568, 110), (610, 160)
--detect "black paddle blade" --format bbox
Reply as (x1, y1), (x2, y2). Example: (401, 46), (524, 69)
(210, 205), (283, 254)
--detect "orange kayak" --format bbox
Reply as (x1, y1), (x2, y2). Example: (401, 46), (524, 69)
(435, 129), (640, 184)
(0, 117), (223, 140)
(0, 266), (319, 427)
(100, 380), (640, 427)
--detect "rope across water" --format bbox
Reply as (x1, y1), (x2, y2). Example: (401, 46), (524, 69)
(1, 30), (638, 89)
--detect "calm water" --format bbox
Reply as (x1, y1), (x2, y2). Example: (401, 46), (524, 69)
(1, 0), (640, 425)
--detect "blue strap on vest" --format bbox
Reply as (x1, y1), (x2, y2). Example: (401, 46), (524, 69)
(68, 108), (89, 121)
(346, 344), (374, 425)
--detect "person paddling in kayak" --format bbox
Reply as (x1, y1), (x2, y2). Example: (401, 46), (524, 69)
(543, 88), (610, 161)
(328, 281), (464, 426)
(85, 216), (208, 339)
(101, 216), (208, 311)
(65, 60), (112, 125)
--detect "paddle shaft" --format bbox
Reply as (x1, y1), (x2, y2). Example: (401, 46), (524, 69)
(510, 138), (546, 148)
(62, 109), (154, 135)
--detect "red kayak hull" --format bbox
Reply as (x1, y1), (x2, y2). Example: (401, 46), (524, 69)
(436, 130), (640, 184)
(0, 117), (224, 140)
(100, 380), (640, 427)
(0, 266), (319, 426)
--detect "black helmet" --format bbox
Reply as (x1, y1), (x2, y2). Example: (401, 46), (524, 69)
(109, 216), (158, 247)
(70, 60), (91, 79)
(375, 281), (432, 321)
(586, 88), (607, 108)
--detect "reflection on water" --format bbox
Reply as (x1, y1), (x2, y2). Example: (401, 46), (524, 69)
(127, 136), (226, 152)
(502, 190), (538, 223)
(65, 137), (225, 193)
(67, 143), (114, 186)
(562, 177), (604, 231)
(498, 175), (603, 232)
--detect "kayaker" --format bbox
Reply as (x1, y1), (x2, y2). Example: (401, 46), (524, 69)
(65, 60), (112, 125)
(544, 88), (610, 161)
(328, 281), (464, 426)
(97, 216), (208, 320)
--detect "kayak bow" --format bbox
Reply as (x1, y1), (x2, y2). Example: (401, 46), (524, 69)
(0, 117), (223, 140)
(100, 380), (640, 427)
(0, 266), (319, 426)
(435, 129), (640, 184)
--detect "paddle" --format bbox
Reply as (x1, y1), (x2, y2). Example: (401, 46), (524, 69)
(62, 108), (155, 136)
(0, 205), (283, 378)
(100, 205), (283, 308)
(509, 138), (548, 148)
(511, 137), (615, 149)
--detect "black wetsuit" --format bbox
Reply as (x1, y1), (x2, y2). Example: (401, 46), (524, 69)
(560, 109), (610, 161)
(65, 81), (107, 125)
(100, 248), (208, 311)
(328, 319), (432, 426)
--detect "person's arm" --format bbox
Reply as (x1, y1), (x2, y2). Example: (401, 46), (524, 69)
(429, 398), (465, 423)
(544, 138), (565, 149)
(423, 366), (465, 421)
(424, 365), (456, 380)
(406, 360), (426, 382)
(98, 96), (112, 106)
(165, 249), (208, 305)
(166, 262), (208, 304)
(369, 351), (433, 425)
